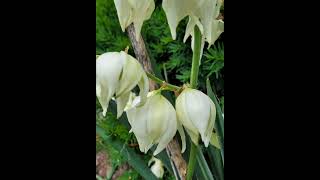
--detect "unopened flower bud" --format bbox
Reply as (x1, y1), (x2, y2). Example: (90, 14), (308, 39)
(176, 88), (216, 147)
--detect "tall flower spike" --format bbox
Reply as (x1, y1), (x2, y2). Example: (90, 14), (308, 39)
(176, 88), (216, 147)
(114, 0), (155, 41)
(126, 91), (178, 155)
(96, 51), (149, 117)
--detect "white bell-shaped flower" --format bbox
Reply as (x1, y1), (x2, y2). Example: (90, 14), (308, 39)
(96, 51), (149, 118)
(162, 0), (205, 40)
(148, 157), (164, 179)
(126, 91), (177, 155)
(114, 0), (155, 40)
(162, 0), (224, 59)
(175, 88), (216, 147)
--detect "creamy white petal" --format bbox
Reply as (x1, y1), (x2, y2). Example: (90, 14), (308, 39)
(185, 89), (211, 137)
(116, 91), (131, 118)
(177, 121), (186, 153)
(96, 83), (108, 115)
(114, 0), (133, 32)
(96, 52), (125, 116)
(127, 100), (150, 138)
(163, 0), (224, 59)
(207, 20), (224, 49)
(176, 88), (217, 146)
(201, 99), (216, 147)
(195, 0), (216, 46)
(96, 51), (148, 118)
(184, 15), (204, 43)
(131, 95), (141, 108)
(137, 135), (153, 153)
(123, 92), (136, 111)
(176, 89), (200, 133)
(96, 83), (101, 97)
(126, 102), (153, 153)
(147, 95), (168, 141)
(201, 0), (224, 48)
(162, 0), (205, 40)
(149, 158), (164, 178)
(191, 0), (222, 46)
(114, 0), (155, 41)
(189, 0), (222, 61)
(176, 90), (199, 146)
(128, 95), (155, 154)
(127, 92), (177, 155)
(153, 96), (177, 155)
(116, 52), (143, 97)
(128, 0), (155, 40)
(214, 0), (223, 18)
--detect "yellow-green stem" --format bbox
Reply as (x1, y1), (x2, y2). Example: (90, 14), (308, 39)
(146, 72), (180, 91)
(187, 25), (202, 180)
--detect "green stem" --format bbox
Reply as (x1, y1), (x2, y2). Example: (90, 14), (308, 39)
(187, 25), (202, 180)
(196, 146), (215, 180)
(146, 72), (180, 90)
(187, 143), (198, 180)
(190, 26), (202, 89)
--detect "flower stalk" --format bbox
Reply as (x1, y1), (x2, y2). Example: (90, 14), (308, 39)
(146, 72), (180, 91)
(186, 25), (202, 180)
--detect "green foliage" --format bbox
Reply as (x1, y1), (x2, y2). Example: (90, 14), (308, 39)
(96, 111), (127, 168)
(204, 42), (224, 78)
(117, 169), (139, 180)
(96, 0), (131, 54)
(96, 99), (137, 176)
(97, 125), (158, 180)
(96, 100), (132, 142)
(220, 96), (224, 113)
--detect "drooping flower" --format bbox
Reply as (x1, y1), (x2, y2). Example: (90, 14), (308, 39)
(175, 88), (216, 147)
(114, 0), (155, 40)
(96, 51), (149, 118)
(126, 91), (177, 155)
(162, 0), (224, 60)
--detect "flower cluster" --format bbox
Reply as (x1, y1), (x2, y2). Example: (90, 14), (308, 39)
(96, 52), (218, 155)
(113, 0), (224, 59)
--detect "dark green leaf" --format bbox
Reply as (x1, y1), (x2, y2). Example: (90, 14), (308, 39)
(97, 126), (158, 180)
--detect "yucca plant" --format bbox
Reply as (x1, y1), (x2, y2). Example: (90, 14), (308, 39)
(96, 0), (224, 179)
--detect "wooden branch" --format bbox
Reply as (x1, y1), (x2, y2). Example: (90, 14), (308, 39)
(111, 163), (130, 180)
(126, 24), (157, 90)
(96, 151), (112, 179)
(166, 137), (187, 180)
(126, 24), (187, 180)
